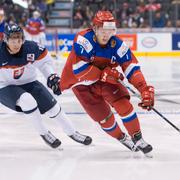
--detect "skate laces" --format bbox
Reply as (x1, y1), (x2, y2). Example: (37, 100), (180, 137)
(44, 131), (57, 144)
(71, 131), (86, 142)
(120, 134), (135, 149)
(134, 138), (148, 149)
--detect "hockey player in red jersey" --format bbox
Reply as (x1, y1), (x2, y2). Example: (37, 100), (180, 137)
(49, 11), (154, 155)
(25, 11), (46, 46)
(0, 24), (92, 148)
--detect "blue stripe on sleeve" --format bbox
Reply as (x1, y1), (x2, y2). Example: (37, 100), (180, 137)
(126, 66), (140, 80)
(73, 63), (90, 74)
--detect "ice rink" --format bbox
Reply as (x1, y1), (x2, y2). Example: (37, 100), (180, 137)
(1, 57), (180, 180)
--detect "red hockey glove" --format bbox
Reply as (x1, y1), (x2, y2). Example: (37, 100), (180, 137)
(138, 86), (154, 111)
(100, 67), (124, 84)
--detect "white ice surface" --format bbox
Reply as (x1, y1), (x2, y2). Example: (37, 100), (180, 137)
(1, 57), (180, 180)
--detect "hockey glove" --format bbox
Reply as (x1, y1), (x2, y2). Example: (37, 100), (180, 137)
(100, 67), (124, 84)
(138, 86), (154, 111)
(47, 74), (61, 95)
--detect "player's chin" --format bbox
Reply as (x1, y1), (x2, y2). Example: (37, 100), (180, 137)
(101, 39), (109, 45)
(12, 48), (21, 53)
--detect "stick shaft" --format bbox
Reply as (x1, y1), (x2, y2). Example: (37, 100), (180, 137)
(126, 84), (180, 132)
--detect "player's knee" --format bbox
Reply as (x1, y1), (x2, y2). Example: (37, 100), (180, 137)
(46, 103), (61, 118)
(98, 112), (114, 126)
(18, 93), (37, 113)
(112, 97), (133, 116)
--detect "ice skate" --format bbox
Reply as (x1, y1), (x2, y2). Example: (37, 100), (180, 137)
(41, 131), (61, 148)
(69, 131), (92, 145)
(119, 133), (139, 152)
(132, 132), (153, 157)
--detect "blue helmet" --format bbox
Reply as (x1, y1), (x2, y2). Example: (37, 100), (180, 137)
(4, 23), (24, 40)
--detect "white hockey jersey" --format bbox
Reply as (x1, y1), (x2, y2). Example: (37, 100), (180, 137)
(0, 40), (54, 88)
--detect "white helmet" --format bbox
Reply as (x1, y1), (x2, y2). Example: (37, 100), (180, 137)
(33, 11), (40, 19)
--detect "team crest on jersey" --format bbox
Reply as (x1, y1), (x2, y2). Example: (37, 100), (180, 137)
(93, 35), (97, 42)
(77, 35), (93, 53)
(117, 42), (129, 58)
(110, 39), (116, 48)
(13, 67), (25, 79)
(27, 54), (35, 62)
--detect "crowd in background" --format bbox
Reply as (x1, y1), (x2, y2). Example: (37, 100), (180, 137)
(73, 0), (180, 28)
(0, 0), (180, 29)
(0, 0), (55, 27)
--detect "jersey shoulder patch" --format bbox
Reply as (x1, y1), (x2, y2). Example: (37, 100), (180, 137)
(24, 40), (46, 60)
(117, 41), (129, 58)
(76, 34), (93, 53)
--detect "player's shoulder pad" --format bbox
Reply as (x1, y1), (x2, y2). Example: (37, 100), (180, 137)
(24, 40), (46, 52)
(114, 35), (130, 58)
(75, 29), (94, 53)
(23, 40), (46, 59)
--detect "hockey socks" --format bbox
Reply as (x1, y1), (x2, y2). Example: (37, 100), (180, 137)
(112, 98), (140, 137)
(99, 112), (124, 139)
(48, 104), (92, 145)
(23, 108), (49, 135)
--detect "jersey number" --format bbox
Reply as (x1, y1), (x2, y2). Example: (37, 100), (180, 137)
(13, 67), (25, 79)
(37, 43), (45, 51)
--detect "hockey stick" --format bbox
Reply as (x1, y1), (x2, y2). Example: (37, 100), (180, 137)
(124, 83), (180, 133)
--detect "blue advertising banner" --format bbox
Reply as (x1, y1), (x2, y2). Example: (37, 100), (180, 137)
(46, 33), (56, 52)
(58, 34), (75, 52)
(172, 33), (180, 50)
(46, 33), (75, 53)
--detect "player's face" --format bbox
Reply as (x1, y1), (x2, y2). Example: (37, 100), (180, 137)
(0, 14), (4, 22)
(94, 26), (116, 45)
(7, 33), (23, 54)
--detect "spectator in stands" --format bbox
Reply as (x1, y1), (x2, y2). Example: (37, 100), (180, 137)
(128, 10), (145, 28)
(117, 2), (133, 28)
(137, 1), (146, 14)
(152, 11), (166, 28)
(36, 0), (47, 19)
(145, 0), (161, 12)
(166, 20), (173, 27)
(13, 4), (24, 24)
(85, 6), (94, 23)
(175, 20), (180, 28)
(19, 12), (28, 28)
(6, 13), (16, 24)
(73, 6), (84, 28)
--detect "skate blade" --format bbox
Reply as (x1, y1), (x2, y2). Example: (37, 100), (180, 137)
(57, 147), (63, 151)
(144, 152), (153, 158)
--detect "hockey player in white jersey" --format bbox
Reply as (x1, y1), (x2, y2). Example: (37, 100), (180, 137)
(0, 24), (92, 148)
